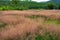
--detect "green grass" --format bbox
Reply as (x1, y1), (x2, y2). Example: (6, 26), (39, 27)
(46, 19), (60, 25)
(26, 15), (40, 19)
(35, 34), (44, 40)
(4, 34), (21, 40)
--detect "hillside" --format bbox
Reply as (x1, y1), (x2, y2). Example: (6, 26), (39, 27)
(50, 0), (60, 4)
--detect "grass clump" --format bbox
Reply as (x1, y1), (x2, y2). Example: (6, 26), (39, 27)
(35, 32), (60, 40)
(46, 19), (60, 25)
(0, 21), (7, 28)
(27, 15), (40, 19)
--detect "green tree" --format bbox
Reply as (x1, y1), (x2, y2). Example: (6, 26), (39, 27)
(47, 3), (55, 9)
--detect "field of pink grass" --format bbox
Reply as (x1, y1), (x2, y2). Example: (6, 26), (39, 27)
(0, 10), (60, 40)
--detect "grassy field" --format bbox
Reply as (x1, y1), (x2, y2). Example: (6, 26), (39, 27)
(0, 10), (60, 40)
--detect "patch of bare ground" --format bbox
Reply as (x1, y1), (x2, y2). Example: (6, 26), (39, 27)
(0, 10), (60, 40)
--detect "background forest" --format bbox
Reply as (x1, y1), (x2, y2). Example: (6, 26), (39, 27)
(0, 0), (60, 10)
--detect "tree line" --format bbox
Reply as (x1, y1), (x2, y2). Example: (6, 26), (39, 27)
(0, 0), (60, 10)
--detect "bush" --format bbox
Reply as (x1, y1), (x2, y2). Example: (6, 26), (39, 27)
(0, 6), (15, 10)
(0, 1), (59, 10)
(0, 6), (28, 10)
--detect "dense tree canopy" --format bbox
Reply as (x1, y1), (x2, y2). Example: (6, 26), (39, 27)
(0, 0), (60, 10)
